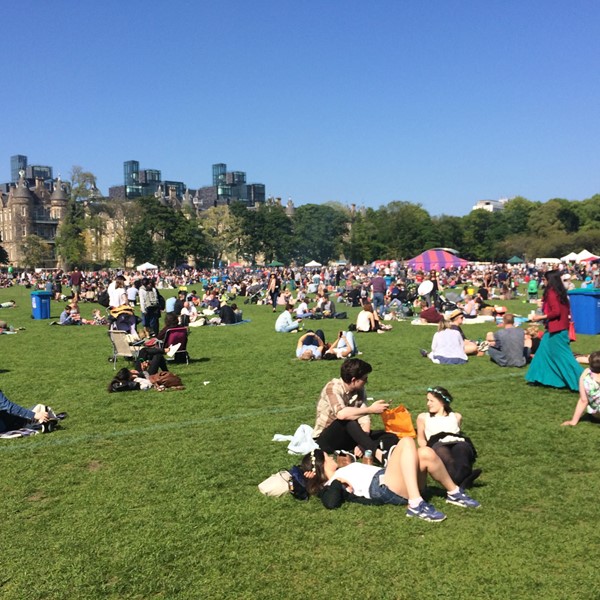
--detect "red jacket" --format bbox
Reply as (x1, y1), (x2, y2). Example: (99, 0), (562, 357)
(543, 288), (570, 333)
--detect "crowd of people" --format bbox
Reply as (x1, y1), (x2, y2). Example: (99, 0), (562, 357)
(1, 258), (598, 524)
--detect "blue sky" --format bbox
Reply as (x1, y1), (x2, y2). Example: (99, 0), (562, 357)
(2, 0), (599, 216)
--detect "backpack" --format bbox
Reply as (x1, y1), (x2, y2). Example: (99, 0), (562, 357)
(157, 291), (166, 311)
(97, 290), (110, 307)
(145, 289), (159, 310)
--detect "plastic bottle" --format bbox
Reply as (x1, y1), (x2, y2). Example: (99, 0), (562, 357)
(362, 450), (373, 465)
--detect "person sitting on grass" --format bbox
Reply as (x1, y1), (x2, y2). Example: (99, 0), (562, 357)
(416, 386), (481, 489)
(485, 313), (527, 368)
(57, 303), (82, 325)
(295, 298), (313, 319)
(0, 390), (54, 433)
(296, 330), (325, 360)
(312, 358), (396, 463)
(356, 302), (391, 333)
(562, 350), (600, 427)
(420, 319), (467, 364)
(300, 440), (481, 521)
(275, 304), (302, 333)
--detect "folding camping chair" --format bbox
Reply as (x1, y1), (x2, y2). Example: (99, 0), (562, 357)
(161, 326), (190, 364)
(108, 330), (140, 370)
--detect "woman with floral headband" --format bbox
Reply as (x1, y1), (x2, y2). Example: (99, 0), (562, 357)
(416, 386), (481, 489)
(300, 437), (481, 523)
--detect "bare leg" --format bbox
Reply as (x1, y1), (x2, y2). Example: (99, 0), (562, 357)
(380, 437), (421, 500)
(417, 446), (457, 492)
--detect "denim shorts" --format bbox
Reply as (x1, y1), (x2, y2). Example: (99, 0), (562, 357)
(368, 468), (408, 505)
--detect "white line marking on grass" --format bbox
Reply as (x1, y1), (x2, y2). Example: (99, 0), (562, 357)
(0, 404), (314, 453)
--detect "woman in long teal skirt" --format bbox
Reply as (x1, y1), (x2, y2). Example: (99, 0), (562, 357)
(525, 270), (583, 391)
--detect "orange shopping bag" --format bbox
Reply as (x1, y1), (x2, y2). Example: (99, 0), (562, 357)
(381, 405), (416, 438)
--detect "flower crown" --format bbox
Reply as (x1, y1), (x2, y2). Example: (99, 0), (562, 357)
(427, 386), (452, 404)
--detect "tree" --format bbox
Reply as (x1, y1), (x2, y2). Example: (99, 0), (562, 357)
(292, 204), (348, 264)
(253, 203), (294, 264)
(124, 197), (209, 267)
(19, 235), (52, 269)
(345, 209), (388, 264)
(201, 206), (240, 264)
(55, 199), (87, 268)
(379, 201), (434, 259)
(70, 166), (99, 203)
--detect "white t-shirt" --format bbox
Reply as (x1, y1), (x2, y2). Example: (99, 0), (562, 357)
(327, 462), (380, 499)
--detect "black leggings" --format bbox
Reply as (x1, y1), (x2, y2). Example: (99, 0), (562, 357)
(432, 441), (475, 486)
(135, 347), (168, 375)
(316, 419), (397, 454)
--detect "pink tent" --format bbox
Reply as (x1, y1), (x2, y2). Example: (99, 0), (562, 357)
(407, 249), (469, 271)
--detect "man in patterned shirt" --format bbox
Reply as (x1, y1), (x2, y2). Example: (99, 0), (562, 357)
(312, 358), (391, 462)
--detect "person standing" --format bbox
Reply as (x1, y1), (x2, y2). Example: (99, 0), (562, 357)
(69, 267), (84, 302)
(139, 278), (161, 336)
(370, 274), (387, 317)
(525, 270), (583, 391)
(267, 273), (281, 313)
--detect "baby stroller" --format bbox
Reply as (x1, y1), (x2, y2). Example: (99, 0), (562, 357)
(244, 283), (263, 305)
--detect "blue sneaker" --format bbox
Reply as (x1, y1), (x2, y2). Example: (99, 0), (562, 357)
(446, 489), (481, 509)
(406, 501), (446, 522)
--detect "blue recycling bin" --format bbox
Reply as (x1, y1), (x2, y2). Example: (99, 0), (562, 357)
(31, 291), (52, 320)
(568, 289), (600, 335)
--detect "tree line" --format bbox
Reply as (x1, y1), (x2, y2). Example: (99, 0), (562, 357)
(6, 166), (600, 268)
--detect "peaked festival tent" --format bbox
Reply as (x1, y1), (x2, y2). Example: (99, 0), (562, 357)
(507, 255), (524, 264)
(576, 249), (600, 262)
(305, 260), (322, 267)
(407, 249), (469, 271)
(136, 262), (158, 271)
(561, 252), (579, 262)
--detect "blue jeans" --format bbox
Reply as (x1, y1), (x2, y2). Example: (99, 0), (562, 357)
(372, 293), (385, 316)
(368, 469), (408, 505)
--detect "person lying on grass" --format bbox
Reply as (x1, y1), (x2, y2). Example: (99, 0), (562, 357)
(108, 346), (171, 392)
(300, 441), (481, 522)
(322, 330), (358, 360)
(416, 386), (481, 489)
(562, 350), (600, 427)
(296, 330), (326, 360)
(0, 390), (54, 432)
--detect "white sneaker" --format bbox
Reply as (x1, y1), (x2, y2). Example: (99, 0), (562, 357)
(166, 343), (181, 358)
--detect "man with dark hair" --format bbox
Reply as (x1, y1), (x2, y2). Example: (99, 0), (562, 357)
(312, 358), (394, 461)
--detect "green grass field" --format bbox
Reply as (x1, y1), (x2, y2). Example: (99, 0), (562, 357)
(1, 285), (599, 600)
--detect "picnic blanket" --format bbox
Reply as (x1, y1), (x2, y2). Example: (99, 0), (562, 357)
(411, 315), (495, 326)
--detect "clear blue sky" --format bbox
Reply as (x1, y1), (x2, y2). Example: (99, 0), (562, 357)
(2, 0), (599, 216)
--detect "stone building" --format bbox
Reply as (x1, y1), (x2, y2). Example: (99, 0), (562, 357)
(0, 171), (68, 266)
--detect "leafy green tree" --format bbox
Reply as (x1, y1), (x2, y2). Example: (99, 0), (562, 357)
(55, 199), (87, 268)
(254, 203), (294, 264)
(19, 235), (53, 269)
(430, 215), (465, 254)
(124, 197), (209, 267)
(292, 204), (348, 264)
(500, 197), (537, 236)
(378, 201), (434, 259)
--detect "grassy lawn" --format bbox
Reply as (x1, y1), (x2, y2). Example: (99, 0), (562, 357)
(1, 284), (599, 600)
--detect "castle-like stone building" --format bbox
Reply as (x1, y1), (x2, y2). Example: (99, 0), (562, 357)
(0, 171), (68, 266)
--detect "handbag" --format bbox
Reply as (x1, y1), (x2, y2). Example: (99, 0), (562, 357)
(568, 316), (576, 342)
(258, 470), (291, 497)
(148, 371), (183, 388)
(381, 404), (416, 438)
